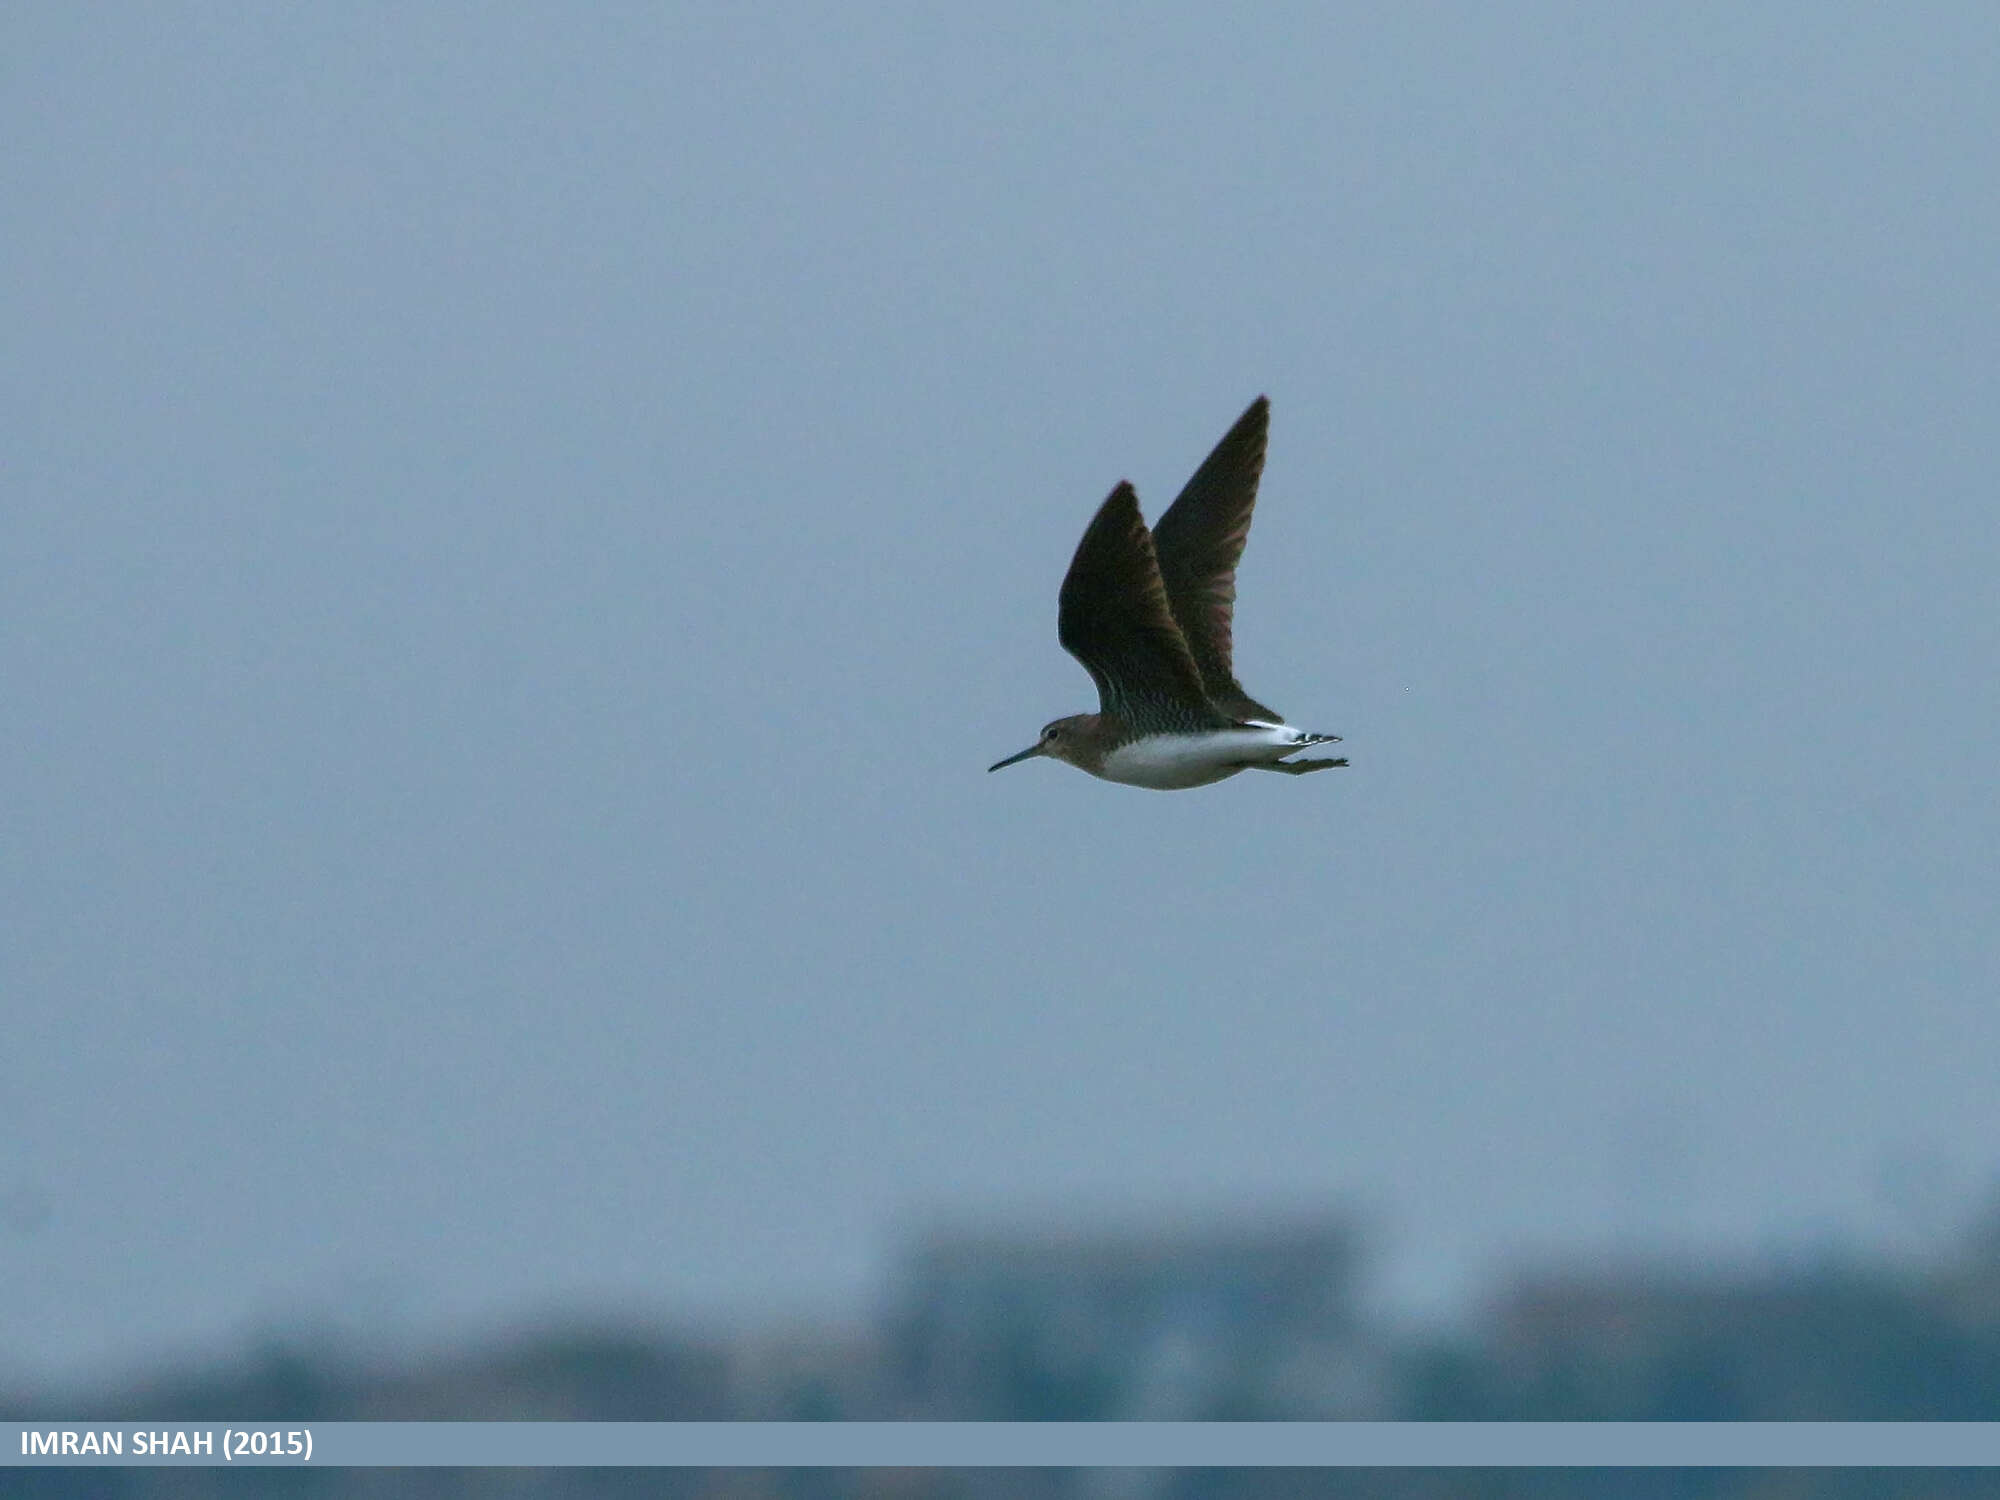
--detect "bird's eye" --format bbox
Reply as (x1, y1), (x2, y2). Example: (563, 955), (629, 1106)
(1044, 726), (1058, 741)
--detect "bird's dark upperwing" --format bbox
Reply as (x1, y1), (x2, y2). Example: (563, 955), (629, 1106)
(1148, 395), (1281, 722)
(1058, 482), (1229, 734)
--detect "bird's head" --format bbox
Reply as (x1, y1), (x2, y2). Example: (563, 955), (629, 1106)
(988, 714), (1099, 773)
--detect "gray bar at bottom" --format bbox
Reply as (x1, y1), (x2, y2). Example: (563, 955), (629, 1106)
(7, 1422), (2000, 1467)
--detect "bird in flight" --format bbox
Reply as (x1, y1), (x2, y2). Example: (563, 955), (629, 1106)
(989, 396), (1346, 790)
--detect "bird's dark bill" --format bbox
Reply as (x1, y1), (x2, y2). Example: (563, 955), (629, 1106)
(987, 743), (1044, 772)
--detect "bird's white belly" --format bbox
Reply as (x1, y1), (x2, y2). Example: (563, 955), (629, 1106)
(1096, 724), (1311, 790)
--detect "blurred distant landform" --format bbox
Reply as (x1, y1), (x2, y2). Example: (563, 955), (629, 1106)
(7, 1189), (2000, 1499)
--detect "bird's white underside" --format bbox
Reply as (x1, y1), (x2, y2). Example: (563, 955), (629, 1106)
(1097, 723), (1326, 790)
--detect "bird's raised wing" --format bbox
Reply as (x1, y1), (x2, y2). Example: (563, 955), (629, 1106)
(1148, 395), (1281, 722)
(1058, 482), (1229, 733)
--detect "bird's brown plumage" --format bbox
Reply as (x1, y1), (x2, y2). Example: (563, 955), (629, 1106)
(1056, 481), (1228, 735)
(1148, 395), (1281, 723)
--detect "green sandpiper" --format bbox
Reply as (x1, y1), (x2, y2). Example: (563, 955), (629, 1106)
(990, 396), (1346, 790)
